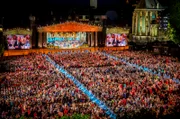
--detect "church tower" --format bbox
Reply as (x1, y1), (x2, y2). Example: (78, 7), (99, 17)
(90, 0), (97, 9)
(29, 15), (36, 48)
(132, 0), (165, 43)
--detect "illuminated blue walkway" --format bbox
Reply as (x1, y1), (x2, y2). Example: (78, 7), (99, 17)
(43, 54), (116, 119)
(101, 52), (180, 84)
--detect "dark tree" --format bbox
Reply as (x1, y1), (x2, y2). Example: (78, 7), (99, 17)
(168, 0), (180, 44)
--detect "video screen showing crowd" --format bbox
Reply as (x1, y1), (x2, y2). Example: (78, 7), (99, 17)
(47, 32), (86, 49)
(6, 32), (127, 50)
(7, 35), (31, 49)
(106, 33), (127, 47)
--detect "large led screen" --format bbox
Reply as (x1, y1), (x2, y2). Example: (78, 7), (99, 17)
(7, 35), (31, 49)
(47, 32), (86, 48)
(106, 33), (127, 47)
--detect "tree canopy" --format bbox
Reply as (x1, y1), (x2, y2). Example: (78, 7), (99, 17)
(169, 0), (180, 29)
(0, 34), (5, 56)
(19, 114), (90, 119)
(0, 44), (4, 56)
(60, 114), (90, 119)
(167, 23), (179, 44)
(168, 0), (180, 44)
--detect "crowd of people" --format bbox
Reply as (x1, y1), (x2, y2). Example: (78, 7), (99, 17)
(105, 51), (180, 80)
(49, 51), (180, 118)
(48, 52), (121, 68)
(0, 51), (180, 119)
(0, 54), (106, 119)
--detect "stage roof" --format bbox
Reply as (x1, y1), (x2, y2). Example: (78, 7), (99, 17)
(38, 21), (102, 32)
(106, 27), (130, 34)
(3, 28), (31, 35)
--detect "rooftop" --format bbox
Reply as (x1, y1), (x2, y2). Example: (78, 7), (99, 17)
(136, 0), (164, 9)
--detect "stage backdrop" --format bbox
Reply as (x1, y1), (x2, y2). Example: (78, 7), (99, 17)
(4, 28), (31, 50)
(106, 27), (129, 47)
(47, 32), (86, 48)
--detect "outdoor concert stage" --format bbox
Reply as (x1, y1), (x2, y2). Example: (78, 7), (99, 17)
(3, 21), (130, 57)
(3, 46), (129, 56)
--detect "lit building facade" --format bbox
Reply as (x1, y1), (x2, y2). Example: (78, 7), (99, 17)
(158, 13), (169, 30)
(90, 0), (97, 9)
(132, 0), (167, 42)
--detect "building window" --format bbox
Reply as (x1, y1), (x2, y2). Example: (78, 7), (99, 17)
(152, 14), (156, 19)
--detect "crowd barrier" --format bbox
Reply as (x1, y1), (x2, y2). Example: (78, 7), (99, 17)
(3, 46), (129, 56)
(43, 54), (117, 119)
(101, 52), (180, 84)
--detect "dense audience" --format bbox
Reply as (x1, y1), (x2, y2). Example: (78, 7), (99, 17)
(49, 51), (180, 118)
(106, 51), (180, 80)
(0, 51), (180, 119)
(0, 54), (106, 119)
(48, 52), (121, 68)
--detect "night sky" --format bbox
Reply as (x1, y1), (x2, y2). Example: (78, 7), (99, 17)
(47, 0), (169, 6)
(48, 0), (89, 6)
(0, 0), (169, 28)
(0, 0), (126, 28)
(48, 0), (122, 6)
(0, 0), (127, 15)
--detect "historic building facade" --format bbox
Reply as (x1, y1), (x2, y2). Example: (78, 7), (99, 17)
(132, 0), (167, 43)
